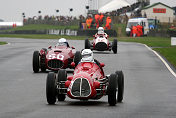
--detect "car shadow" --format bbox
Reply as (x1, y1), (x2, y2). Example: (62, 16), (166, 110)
(93, 51), (114, 54)
(66, 100), (107, 106)
(32, 69), (74, 74)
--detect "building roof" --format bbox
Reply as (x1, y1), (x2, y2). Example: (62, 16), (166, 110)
(98, 0), (130, 13)
(142, 2), (174, 10)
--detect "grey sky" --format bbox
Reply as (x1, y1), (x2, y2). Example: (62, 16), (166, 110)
(0, 0), (175, 21)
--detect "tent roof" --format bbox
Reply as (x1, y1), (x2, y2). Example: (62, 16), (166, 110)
(98, 0), (130, 13)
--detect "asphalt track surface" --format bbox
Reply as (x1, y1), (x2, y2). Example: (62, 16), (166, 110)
(0, 38), (176, 118)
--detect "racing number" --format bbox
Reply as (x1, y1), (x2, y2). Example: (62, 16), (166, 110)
(48, 54), (64, 60)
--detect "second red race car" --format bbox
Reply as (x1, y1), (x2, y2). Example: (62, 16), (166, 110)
(85, 27), (118, 54)
(33, 38), (81, 73)
(46, 49), (124, 106)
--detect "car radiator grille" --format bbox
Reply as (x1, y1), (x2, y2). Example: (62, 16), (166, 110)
(95, 42), (107, 51)
(48, 59), (63, 69)
(71, 78), (91, 97)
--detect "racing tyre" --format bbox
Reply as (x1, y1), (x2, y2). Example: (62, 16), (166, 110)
(46, 72), (57, 104)
(85, 39), (90, 49)
(116, 71), (124, 102)
(108, 73), (118, 106)
(33, 51), (40, 73)
(112, 39), (117, 54)
(41, 64), (46, 72)
(57, 69), (67, 101)
(74, 51), (82, 66)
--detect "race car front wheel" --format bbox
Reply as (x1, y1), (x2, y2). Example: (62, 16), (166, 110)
(33, 51), (40, 73)
(108, 73), (118, 106)
(85, 39), (90, 49)
(112, 39), (117, 54)
(57, 69), (67, 101)
(74, 51), (82, 66)
(46, 72), (57, 104)
(116, 71), (124, 102)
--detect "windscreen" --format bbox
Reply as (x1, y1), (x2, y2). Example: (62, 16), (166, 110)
(56, 42), (67, 46)
(127, 22), (138, 28)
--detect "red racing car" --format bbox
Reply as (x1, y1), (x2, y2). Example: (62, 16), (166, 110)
(33, 38), (81, 72)
(85, 27), (117, 54)
(46, 49), (124, 106)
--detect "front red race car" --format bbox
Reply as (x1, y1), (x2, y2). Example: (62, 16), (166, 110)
(46, 60), (124, 106)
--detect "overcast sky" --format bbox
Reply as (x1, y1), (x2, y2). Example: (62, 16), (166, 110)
(0, 0), (175, 22)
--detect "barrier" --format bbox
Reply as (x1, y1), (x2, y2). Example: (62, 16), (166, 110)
(0, 29), (117, 37)
(77, 30), (117, 37)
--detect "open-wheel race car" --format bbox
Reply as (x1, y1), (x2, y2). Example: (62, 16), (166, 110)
(46, 49), (124, 106)
(33, 38), (81, 73)
(85, 27), (118, 54)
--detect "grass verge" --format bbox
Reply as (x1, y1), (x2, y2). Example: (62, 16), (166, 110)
(0, 41), (7, 45)
(153, 47), (176, 69)
(5, 24), (79, 31)
(0, 34), (86, 40)
(118, 37), (171, 47)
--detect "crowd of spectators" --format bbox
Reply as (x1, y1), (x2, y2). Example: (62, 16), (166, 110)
(23, 1), (149, 28)
(24, 15), (79, 25)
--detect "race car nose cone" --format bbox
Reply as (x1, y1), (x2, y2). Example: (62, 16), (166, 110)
(71, 78), (91, 97)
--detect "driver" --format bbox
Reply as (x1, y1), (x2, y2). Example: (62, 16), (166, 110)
(81, 49), (101, 67)
(95, 27), (108, 38)
(56, 38), (70, 47)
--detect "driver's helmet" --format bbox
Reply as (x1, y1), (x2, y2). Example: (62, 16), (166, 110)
(57, 38), (69, 47)
(81, 49), (94, 62)
(98, 27), (104, 35)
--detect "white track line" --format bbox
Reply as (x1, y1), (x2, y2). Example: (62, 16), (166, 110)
(144, 44), (176, 78)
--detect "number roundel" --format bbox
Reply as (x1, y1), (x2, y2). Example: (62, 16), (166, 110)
(48, 54), (64, 60)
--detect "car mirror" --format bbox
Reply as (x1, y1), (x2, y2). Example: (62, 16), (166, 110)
(93, 35), (95, 37)
(72, 46), (75, 49)
(48, 46), (52, 49)
(71, 62), (75, 67)
(100, 63), (105, 67)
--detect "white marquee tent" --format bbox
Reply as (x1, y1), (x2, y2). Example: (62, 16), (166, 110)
(98, 0), (130, 13)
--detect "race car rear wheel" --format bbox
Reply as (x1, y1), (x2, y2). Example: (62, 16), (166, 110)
(46, 72), (57, 104)
(108, 73), (118, 106)
(33, 51), (40, 73)
(116, 71), (124, 102)
(112, 39), (117, 54)
(57, 69), (67, 101)
(74, 51), (82, 66)
(85, 39), (90, 49)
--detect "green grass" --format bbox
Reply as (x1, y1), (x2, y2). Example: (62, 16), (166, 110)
(0, 34), (86, 40)
(5, 24), (79, 31)
(0, 41), (7, 45)
(113, 23), (127, 37)
(118, 37), (171, 47)
(153, 47), (176, 68)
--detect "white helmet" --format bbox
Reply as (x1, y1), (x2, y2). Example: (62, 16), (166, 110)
(57, 38), (69, 47)
(81, 49), (94, 62)
(58, 38), (67, 43)
(98, 27), (104, 34)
